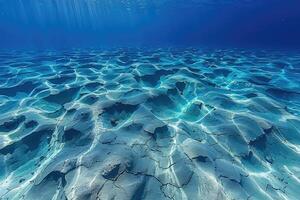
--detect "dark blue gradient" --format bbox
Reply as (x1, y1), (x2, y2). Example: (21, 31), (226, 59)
(0, 0), (300, 49)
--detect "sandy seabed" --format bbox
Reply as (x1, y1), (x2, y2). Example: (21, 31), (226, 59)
(0, 48), (300, 200)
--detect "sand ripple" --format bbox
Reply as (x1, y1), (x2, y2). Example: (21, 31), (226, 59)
(0, 49), (300, 199)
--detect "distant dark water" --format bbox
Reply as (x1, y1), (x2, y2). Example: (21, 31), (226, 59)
(0, 0), (300, 49)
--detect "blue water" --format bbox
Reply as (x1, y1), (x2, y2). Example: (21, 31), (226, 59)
(0, 1), (300, 200)
(1, 0), (300, 49)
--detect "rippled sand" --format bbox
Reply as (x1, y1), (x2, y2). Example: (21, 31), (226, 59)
(0, 49), (300, 200)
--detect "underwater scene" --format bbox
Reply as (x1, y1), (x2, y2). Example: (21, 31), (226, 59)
(0, 1), (300, 200)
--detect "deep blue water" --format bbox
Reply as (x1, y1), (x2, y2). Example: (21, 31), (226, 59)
(1, 0), (300, 49)
(0, 1), (300, 200)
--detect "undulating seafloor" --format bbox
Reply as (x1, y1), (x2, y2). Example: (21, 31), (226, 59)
(0, 48), (300, 200)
